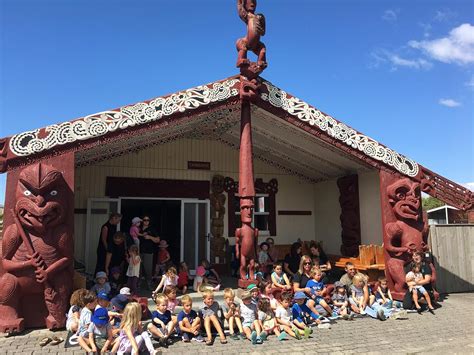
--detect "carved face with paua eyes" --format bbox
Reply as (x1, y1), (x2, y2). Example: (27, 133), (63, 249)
(15, 163), (68, 233)
(387, 178), (421, 221)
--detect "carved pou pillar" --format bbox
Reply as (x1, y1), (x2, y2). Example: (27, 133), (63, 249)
(379, 170), (435, 300)
(337, 175), (361, 257)
(0, 153), (74, 333)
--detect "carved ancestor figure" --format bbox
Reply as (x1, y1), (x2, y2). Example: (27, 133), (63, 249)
(210, 175), (227, 262)
(384, 178), (429, 294)
(236, 0), (267, 70)
(235, 197), (258, 280)
(0, 163), (73, 332)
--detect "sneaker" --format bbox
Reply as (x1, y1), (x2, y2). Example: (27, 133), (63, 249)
(342, 314), (349, 320)
(360, 310), (366, 315)
(240, 332), (247, 340)
(159, 337), (168, 348)
(194, 335), (205, 343)
(250, 330), (257, 344)
(260, 331), (268, 341)
(303, 327), (311, 339)
(166, 338), (173, 346)
(377, 309), (387, 321)
(182, 333), (190, 343)
(293, 327), (302, 340)
(317, 323), (331, 329)
(278, 331), (287, 341)
(428, 308), (435, 315)
(332, 311), (339, 318)
(256, 337), (263, 344)
(230, 333), (240, 340)
(213, 284), (221, 292)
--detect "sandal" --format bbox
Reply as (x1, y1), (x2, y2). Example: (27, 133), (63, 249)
(206, 339), (214, 346)
(39, 337), (52, 347)
(49, 336), (64, 346)
(220, 338), (227, 344)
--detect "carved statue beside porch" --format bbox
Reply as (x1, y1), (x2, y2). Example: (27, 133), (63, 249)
(236, 0), (267, 71)
(0, 163), (74, 333)
(384, 178), (430, 297)
(210, 175), (227, 263)
(235, 197), (259, 284)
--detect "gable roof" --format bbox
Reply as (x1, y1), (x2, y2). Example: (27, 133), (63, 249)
(0, 75), (472, 210)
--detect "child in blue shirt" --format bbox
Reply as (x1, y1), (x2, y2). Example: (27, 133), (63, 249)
(306, 268), (334, 316)
(177, 295), (204, 342)
(291, 292), (317, 338)
(147, 294), (175, 348)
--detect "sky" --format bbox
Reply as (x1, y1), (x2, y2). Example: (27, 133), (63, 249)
(0, 0), (473, 205)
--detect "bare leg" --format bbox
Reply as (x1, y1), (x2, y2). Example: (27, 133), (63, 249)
(235, 317), (244, 333)
(423, 292), (434, 309)
(319, 299), (333, 315)
(228, 316), (235, 334)
(147, 323), (165, 338)
(413, 290), (421, 309)
(204, 317), (213, 344)
(210, 315), (226, 341)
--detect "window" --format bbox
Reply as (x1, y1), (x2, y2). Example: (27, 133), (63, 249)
(234, 194), (270, 235)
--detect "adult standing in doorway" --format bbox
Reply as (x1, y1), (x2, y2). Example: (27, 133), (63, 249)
(95, 212), (122, 275)
(139, 215), (161, 279)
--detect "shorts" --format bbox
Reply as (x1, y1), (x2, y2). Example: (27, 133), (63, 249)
(314, 296), (324, 304)
(413, 286), (427, 294)
(242, 320), (255, 328)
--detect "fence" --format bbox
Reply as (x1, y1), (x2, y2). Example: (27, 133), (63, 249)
(429, 224), (474, 293)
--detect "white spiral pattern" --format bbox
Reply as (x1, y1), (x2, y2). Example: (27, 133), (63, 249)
(260, 80), (419, 177)
(9, 79), (239, 157)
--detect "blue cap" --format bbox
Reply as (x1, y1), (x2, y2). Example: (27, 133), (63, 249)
(92, 307), (109, 326)
(97, 292), (110, 301)
(111, 294), (129, 311)
(294, 291), (307, 300)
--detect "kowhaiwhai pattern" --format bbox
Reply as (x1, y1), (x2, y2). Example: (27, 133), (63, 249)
(9, 79), (239, 157)
(260, 80), (419, 177)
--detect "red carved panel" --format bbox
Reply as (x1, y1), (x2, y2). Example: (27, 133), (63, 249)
(337, 175), (361, 257)
(0, 153), (74, 333)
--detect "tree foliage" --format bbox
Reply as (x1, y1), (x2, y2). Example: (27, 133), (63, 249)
(422, 196), (444, 211)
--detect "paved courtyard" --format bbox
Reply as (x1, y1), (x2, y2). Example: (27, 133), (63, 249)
(1, 292), (473, 354)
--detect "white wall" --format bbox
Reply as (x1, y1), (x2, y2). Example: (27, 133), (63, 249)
(313, 179), (342, 255)
(358, 171), (383, 246)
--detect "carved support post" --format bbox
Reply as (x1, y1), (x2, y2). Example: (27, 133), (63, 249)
(0, 153), (74, 333)
(337, 175), (361, 257)
(379, 170), (436, 300)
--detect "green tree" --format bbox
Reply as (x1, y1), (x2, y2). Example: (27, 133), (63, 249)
(422, 196), (444, 211)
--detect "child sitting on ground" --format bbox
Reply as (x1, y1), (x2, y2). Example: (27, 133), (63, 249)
(77, 291), (97, 348)
(147, 293), (175, 348)
(240, 290), (265, 345)
(247, 262), (265, 282)
(177, 261), (190, 294)
(258, 298), (287, 341)
(91, 271), (111, 296)
(274, 291), (304, 340)
(66, 288), (87, 333)
(153, 266), (178, 296)
(260, 280), (280, 311)
(200, 290), (227, 345)
(247, 283), (260, 306)
(177, 295), (204, 342)
(406, 264), (435, 314)
(376, 276), (394, 306)
(306, 267), (334, 317)
(201, 259), (221, 288)
(271, 262), (292, 291)
(126, 244), (141, 295)
(112, 302), (156, 354)
(221, 288), (245, 340)
(350, 273), (374, 314)
(109, 266), (123, 297)
(79, 307), (113, 353)
(332, 281), (351, 319)
(291, 292), (315, 338)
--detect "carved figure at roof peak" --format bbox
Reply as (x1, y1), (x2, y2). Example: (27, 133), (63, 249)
(236, 0), (267, 74)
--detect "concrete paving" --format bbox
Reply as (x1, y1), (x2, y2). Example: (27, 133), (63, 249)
(1, 292), (473, 354)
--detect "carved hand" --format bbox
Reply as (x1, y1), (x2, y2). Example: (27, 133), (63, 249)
(34, 265), (49, 283)
(28, 252), (46, 270)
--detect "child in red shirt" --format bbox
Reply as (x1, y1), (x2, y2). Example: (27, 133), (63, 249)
(156, 240), (171, 277)
(178, 262), (189, 294)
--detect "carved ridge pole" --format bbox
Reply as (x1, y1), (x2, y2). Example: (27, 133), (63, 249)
(235, 0), (267, 288)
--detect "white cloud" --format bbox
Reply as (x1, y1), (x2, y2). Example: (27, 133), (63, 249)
(439, 98), (461, 107)
(409, 23), (474, 65)
(382, 9), (399, 23)
(433, 9), (456, 23)
(462, 182), (474, 191)
(370, 49), (432, 71)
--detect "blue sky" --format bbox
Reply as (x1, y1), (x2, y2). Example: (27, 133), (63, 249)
(1, 0), (473, 204)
